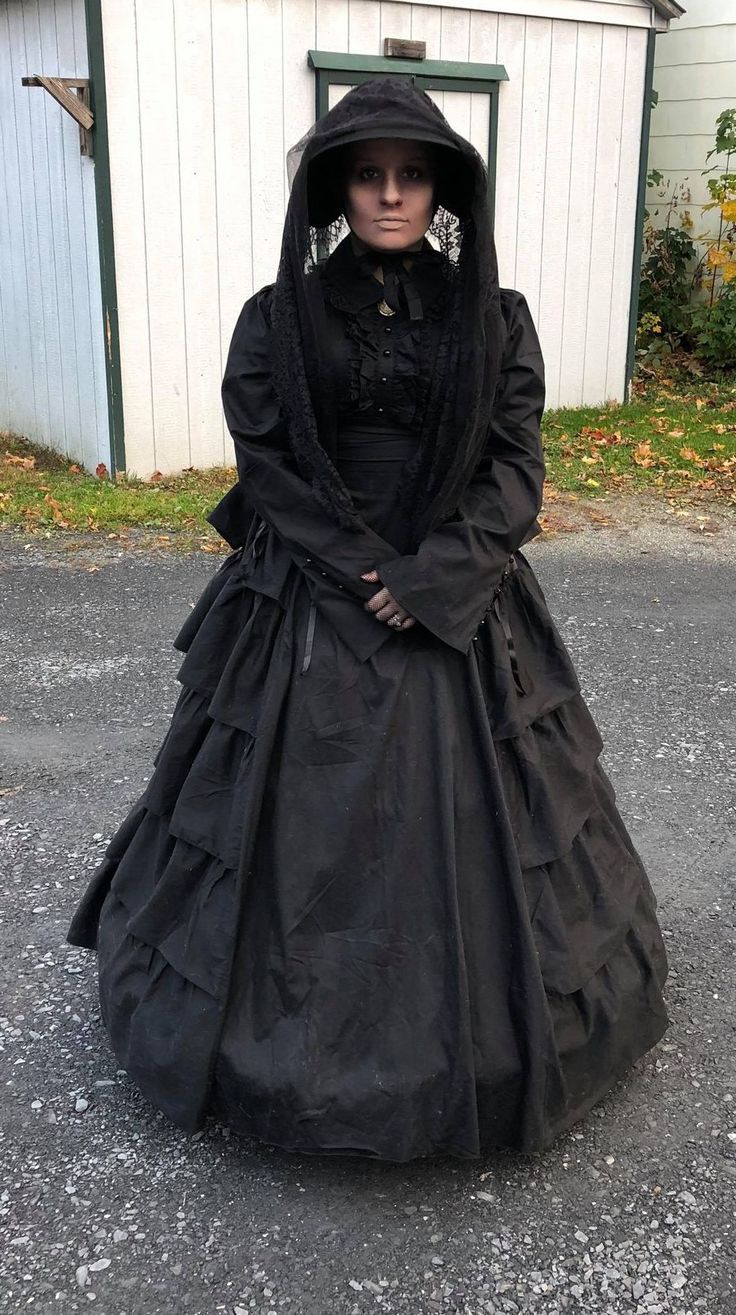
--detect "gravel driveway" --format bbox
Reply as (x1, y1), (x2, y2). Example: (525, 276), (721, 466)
(1, 514), (734, 1315)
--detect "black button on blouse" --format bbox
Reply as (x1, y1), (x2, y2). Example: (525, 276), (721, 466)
(319, 238), (450, 430)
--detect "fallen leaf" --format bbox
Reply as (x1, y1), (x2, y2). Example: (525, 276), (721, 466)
(68, 463), (82, 473)
(43, 493), (70, 527)
(634, 441), (656, 468)
(667, 428), (686, 438)
(95, 462), (109, 479)
(649, 415), (669, 433)
(679, 447), (705, 466)
(4, 451), (36, 469)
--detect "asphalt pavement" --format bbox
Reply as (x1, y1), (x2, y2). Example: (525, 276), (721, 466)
(1, 512), (734, 1315)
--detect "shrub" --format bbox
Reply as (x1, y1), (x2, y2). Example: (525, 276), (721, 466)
(689, 286), (736, 369)
(638, 109), (736, 369)
(639, 220), (697, 343)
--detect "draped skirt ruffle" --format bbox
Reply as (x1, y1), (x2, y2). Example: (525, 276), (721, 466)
(68, 549), (668, 1158)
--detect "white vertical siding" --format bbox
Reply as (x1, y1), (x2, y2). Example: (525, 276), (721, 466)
(0, 0), (109, 467)
(102, 0), (652, 476)
(648, 3), (736, 248)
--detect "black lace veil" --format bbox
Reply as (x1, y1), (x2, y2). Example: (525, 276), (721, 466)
(271, 76), (505, 545)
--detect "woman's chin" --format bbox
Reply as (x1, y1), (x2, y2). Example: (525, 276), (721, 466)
(366, 229), (424, 252)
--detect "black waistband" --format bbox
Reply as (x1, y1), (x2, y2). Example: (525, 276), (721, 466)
(337, 422), (418, 463)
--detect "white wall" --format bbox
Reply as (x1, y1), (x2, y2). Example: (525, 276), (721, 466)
(100, 0), (653, 477)
(648, 1), (736, 247)
(0, 0), (110, 468)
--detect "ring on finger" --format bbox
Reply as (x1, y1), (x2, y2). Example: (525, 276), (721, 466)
(389, 614), (404, 629)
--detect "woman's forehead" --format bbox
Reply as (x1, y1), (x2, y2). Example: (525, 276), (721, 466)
(347, 138), (433, 163)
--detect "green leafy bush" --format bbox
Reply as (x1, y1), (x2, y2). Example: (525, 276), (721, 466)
(638, 110), (736, 370)
(639, 223), (697, 342)
(689, 286), (736, 368)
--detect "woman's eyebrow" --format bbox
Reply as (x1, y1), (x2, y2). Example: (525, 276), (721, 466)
(351, 156), (431, 167)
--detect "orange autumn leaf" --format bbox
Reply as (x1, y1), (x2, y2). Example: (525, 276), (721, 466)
(95, 462), (109, 479)
(679, 447), (705, 466)
(667, 428), (686, 438)
(633, 441), (656, 468)
(43, 493), (70, 527)
(4, 451), (36, 469)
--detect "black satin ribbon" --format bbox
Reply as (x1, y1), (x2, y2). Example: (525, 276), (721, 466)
(301, 601), (318, 674)
(491, 557), (526, 697)
(356, 250), (425, 321)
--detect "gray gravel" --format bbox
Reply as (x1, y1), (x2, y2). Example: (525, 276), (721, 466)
(1, 515), (735, 1315)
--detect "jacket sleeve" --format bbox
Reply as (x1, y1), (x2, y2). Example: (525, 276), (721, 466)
(378, 290), (546, 653)
(219, 288), (400, 602)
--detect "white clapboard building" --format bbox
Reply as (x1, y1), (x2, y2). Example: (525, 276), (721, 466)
(648, 0), (736, 254)
(0, 0), (683, 478)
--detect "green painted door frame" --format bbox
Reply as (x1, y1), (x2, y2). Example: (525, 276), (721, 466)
(625, 29), (657, 398)
(308, 51), (507, 223)
(84, 0), (125, 475)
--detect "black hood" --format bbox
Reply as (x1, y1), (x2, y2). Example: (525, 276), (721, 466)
(271, 76), (505, 544)
(291, 83), (477, 227)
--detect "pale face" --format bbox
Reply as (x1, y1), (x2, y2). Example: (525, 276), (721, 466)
(343, 139), (436, 252)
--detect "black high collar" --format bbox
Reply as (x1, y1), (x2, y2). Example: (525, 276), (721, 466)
(321, 235), (448, 320)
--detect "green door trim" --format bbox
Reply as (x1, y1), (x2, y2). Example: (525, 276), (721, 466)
(625, 28), (657, 398)
(84, 0), (125, 475)
(308, 51), (507, 223)
(308, 50), (508, 83)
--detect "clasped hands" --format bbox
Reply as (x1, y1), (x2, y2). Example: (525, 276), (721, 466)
(360, 569), (416, 630)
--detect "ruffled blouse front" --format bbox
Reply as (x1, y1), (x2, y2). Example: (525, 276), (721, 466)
(319, 238), (450, 432)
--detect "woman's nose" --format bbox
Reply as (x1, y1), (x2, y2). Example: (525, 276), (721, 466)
(380, 172), (402, 206)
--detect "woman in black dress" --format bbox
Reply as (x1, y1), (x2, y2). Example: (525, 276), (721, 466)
(68, 78), (669, 1160)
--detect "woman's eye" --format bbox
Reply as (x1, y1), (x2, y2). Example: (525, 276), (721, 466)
(357, 167), (379, 181)
(403, 167), (424, 181)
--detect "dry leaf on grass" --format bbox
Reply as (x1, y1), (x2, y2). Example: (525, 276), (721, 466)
(43, 494), (69, 527)
(634, 442), (656, 468)
(4, 451), (36, 469)
(679, 447), (705, 466)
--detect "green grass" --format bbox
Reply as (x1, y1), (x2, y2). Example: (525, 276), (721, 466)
(0, 436), (233, 544)
(541, 370), (736, 499)
(1, 366), (735, 544)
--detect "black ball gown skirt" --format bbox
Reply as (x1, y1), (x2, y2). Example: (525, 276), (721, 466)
(68, 428), (669, 1160)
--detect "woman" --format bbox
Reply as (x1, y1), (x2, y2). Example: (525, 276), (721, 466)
(68, 78), (668, 1160)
